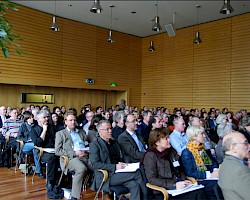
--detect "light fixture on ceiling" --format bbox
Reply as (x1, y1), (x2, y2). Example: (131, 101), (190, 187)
(152, 0), (162, 32)
(50, 0), (59, 31)
(148, 41), (155, 52)
(90, 0), (103, 13)
(165, 12), (176, 37)
(220, 0), (234, 14)
(107, 5), (115, 43)
(194, 5), (202, 44)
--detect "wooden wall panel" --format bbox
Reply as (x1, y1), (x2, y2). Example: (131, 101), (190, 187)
(231, 14), (250, 112)
(193, 19), (231, 110)
(142, 13), (250, 113)
(0, 4), (142, 108)
(0, 83), (126, 113)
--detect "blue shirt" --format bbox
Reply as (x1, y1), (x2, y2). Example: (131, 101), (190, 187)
(126, 129), (146, 152)
(68, 128), (85, 151)
(169, 129), (188, 155)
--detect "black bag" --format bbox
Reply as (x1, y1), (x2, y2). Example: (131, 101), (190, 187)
(47, 185), (64, 199)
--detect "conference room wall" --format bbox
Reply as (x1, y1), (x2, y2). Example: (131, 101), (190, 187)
(142, 13), (250, 113)
(0, 4), (141, 109)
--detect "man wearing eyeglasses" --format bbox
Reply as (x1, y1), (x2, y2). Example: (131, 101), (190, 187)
(218, 131), (250, 200)
(169, 117), (188, 156)
(89, 120), (148, 200)
(118, 114), (147, 163)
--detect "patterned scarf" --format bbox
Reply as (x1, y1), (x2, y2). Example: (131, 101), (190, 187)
(186, 141), (212, 172)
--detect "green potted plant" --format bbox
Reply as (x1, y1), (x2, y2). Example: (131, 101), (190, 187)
(0, 0), (25, 57)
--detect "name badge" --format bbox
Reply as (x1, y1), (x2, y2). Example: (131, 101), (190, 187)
(173, 160), (180, 167)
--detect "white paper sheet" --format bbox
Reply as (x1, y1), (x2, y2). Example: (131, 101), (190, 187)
(43, 148), (55, 153)
(167, 183), (204, 196)
(115, 162), (140, 173)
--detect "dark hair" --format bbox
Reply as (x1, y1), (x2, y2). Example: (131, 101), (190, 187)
(23, 111), (33, 122)
(148, 128), (170, 148)
(53, 106), (60, 113)
(89, 114), (103, 131)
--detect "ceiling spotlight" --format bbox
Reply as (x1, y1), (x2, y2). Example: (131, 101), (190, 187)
(90, 0), (103, 13)
(50, 16), (59, 31)
(50, 0), (59, 31)
(152, 1), (162, 32)
(148, 41), (155, 52)
(220, 0), (234, 14)
(194, 5), (202, 44)
(107, 5), (115, 43)
(194, 32), (202, 44)
(107, 30), (115, 43)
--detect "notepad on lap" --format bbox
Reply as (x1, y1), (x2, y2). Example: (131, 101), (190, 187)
(115, 162), (140, 173)
(43, 148), (55, 153)
(167, 183), (204, 196)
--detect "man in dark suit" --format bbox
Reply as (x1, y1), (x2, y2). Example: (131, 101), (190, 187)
(118, 114), (147, 163)
(55, 111), (91, 200)
(89, 120), (148, 200)
(218, 131), (250, 200)
(30, 109), (59, 192)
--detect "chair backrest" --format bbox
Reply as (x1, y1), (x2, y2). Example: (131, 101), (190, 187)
(213, 184), (224, 200)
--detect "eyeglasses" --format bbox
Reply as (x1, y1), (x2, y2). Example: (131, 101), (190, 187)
(233, 142), (249, 146)
(100, 128), (112, 132)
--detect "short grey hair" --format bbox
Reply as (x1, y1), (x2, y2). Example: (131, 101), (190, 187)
(36, 109), (49, 119)
(96, 120), (110, 131)
(113, 111), (125, 123)
(186, 125), (204, 140)
(222, 134), (237, 152)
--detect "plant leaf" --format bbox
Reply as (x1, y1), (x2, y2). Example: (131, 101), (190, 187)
(2, 47), (9, 57)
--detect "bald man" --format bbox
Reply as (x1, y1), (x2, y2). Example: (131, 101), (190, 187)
(218, 131), (250, 200)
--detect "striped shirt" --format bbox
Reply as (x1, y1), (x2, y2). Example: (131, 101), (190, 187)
(2, 118), (23, 138)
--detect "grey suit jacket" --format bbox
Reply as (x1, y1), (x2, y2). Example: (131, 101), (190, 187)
(89, 137), (124, 192)
(218, 155), (250, 200)
(118, 130), (147, 163)
(55, 128), (88, 172)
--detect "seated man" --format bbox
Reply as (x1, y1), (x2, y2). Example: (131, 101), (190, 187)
(2, 108), (23, 167)
(55, 111), (92, 200)
(30, 110), (59, 192)
(118, 114), (147, 163)
(169, 117), (188, 156)
(89, 120), (148, 200)
(218, 131), (250, 200)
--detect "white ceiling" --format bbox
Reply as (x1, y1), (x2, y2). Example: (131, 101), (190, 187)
(13, 0), (250, 37)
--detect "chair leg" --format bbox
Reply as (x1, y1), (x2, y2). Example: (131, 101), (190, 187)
(57, 170), (64, 186)
(32, 155), (41, 183)
(82, 174), (90, 191)
(24, 154), (28, 176)
(15, 150), (22, 173)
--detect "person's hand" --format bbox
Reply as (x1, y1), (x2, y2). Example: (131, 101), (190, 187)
(42, 123), (48, 131)
(211, 169), (219, 178)
(116, 162), (128, 170)
(210, 149), (215, 155)
(176, 180), (192, 190)
(75, 150), (88, 157)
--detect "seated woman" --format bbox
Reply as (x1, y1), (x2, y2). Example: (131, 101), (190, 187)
(51, 113), (64, 132)
(181, 125), (218, 199)
(17, 111), (44, 178)
(142, 127), (208, 200)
